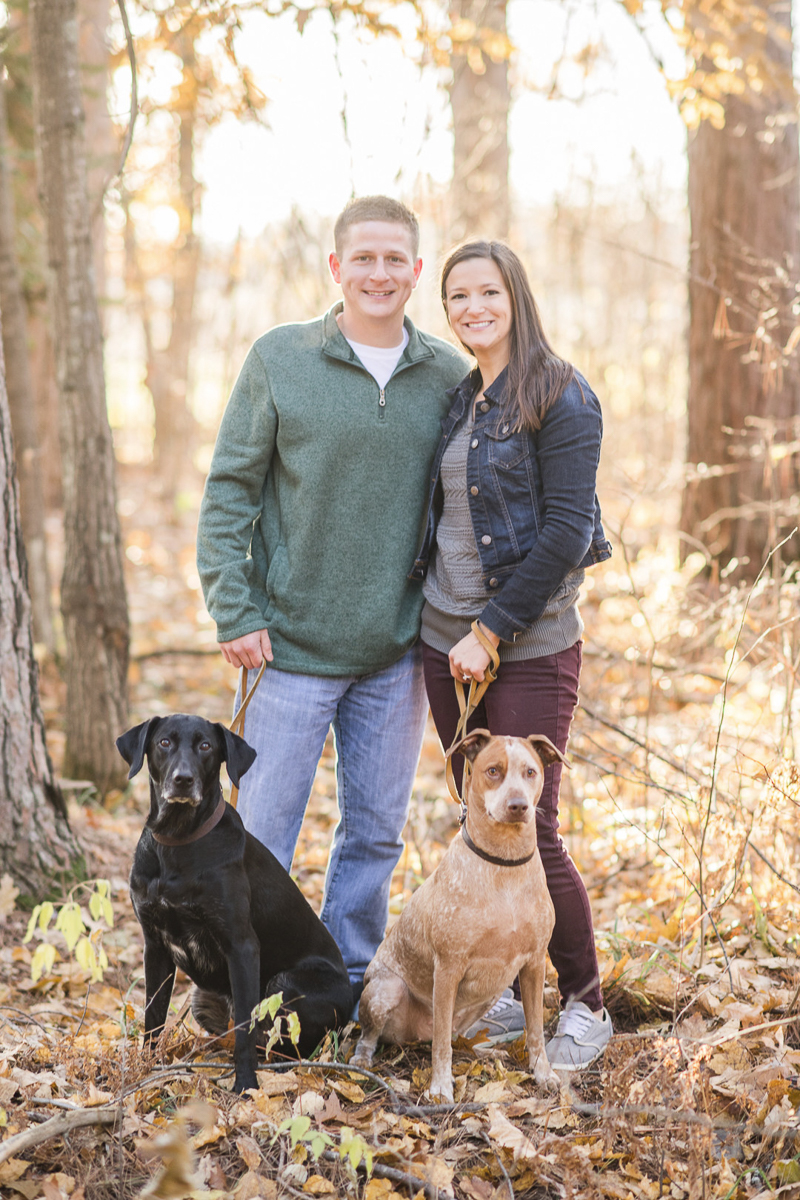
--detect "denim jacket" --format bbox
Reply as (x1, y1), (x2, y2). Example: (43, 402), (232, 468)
(410, 366), (612, 642)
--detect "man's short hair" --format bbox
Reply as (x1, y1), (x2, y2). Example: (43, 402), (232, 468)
(333, 196), (420, 259)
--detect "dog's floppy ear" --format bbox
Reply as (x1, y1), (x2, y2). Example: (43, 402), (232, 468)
(526, 734), (571, 769)
(448, 728), (492, 763)
(217, 725), (257, 788)
(116, 717), (162, 779)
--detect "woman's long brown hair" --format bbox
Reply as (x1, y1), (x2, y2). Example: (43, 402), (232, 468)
(441, 240), (576, 431)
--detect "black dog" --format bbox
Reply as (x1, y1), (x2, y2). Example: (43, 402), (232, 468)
(118, 714), (353, 1092)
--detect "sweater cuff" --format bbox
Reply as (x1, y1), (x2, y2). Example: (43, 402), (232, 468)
(478, 601), (530, 643)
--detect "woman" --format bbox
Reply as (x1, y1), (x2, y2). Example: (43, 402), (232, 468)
(410, 241), (612, 1071)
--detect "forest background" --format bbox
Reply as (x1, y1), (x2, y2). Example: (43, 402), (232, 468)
(2, 2), (800, 1199)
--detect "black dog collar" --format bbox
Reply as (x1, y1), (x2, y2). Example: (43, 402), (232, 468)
(461, 823), (536, 867)
(151, 794), (227, 847)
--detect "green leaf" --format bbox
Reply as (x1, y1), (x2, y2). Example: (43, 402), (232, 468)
(776, 1160), (800, 1185)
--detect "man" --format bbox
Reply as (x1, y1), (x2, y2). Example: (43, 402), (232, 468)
(197, 196), (465, 1006)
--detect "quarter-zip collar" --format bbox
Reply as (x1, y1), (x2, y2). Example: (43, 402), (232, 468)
(321, 302), (436, 371)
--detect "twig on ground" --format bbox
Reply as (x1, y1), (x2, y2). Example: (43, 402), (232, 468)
(0, 1108), (119, 1166)
(481, 1129), (514, 1200)
(320, 1148), (438, 1198)
(0, 1005), (50, 1031)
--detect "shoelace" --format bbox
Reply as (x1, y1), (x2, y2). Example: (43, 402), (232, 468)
(484, 989), (515, 1018)
(555, 1006), (597, 1039)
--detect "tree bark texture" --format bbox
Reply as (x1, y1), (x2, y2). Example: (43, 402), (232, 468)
(448, 0), (510, 242)
(682, 7), (800, 576)
(30, 0), (129, 793)
(0, 68), (54, 651)
(0, 314), (81, 896)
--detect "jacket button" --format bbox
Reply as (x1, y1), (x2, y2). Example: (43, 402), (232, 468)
(471, 438), (478, 449)
(479, 402), (489, 412)
(470, 486), (479, 496)
(481, 535), (492, 545)
(489, 577), (498, 587)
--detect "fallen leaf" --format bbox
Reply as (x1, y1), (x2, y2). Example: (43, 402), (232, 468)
(486, 1104), (537, 1163)
(302, 1176), (336, 1194)
(84, 1082), (114, 1106)
(473, 1080), (510, 1103)
(257, 1069), (301, 1095)
(331, 1079), (365, 1104)
(234, 1171), (263, 1200)
(0, 1161), (30, 1185)
(293, 1090), (326, 1117)
(0, 874), (19, 923)
(460, 1179), (496, 1200)
(236, 1134), (262, 1170)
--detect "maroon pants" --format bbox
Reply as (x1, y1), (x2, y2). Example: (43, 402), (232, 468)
(422, 639), (602, 1012)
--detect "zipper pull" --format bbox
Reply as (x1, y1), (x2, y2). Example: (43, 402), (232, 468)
(378, 386), (386, 419)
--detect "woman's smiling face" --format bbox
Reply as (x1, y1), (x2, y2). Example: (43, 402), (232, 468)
(443, 257), (513, 362)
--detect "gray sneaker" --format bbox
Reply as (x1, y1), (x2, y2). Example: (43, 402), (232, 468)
(463, 989), (526, 1044)
(546, 1001), (612, 1070)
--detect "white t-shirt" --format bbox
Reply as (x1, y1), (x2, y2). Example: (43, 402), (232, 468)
(345, 328), (409, 389)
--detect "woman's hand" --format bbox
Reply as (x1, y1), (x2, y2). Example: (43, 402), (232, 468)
(449, 624), (500, 683)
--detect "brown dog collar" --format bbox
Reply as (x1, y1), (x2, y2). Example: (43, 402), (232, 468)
(461, 823), (536, 867)
(151, 795), (227, 847)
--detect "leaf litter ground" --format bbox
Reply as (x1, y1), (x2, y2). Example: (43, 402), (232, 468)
(2, 462), (800, 1200)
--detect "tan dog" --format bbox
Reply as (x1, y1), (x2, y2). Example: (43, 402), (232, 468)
(352, 729), (566, 1102)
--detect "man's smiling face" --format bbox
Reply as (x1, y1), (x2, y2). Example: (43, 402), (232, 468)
(329, 221), (422, 343)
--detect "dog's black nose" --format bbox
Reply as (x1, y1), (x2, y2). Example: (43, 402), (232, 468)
(172, 769), (195, 788)
(505, 794), (529, 813)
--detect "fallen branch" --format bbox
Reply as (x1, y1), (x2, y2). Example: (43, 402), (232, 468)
(0, 1107), (119, 1166)
(320, 1148), (438, 1198)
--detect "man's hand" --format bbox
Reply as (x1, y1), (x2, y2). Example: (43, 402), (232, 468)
(220, 629), (273, 670)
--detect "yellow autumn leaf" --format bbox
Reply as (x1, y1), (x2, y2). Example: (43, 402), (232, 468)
(30, 941), (57, 984)
(303, 1176), (336, 1194)
(331, 1079), (366, 1103)
(56, 902), (86, 952)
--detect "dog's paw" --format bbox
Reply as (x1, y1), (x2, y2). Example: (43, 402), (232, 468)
(233, 1070), (259, 1094)
(424, 1081), (455, 1105)
(531, 1061), (560, 1093)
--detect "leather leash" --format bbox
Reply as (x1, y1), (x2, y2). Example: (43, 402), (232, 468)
(228, 659), (267, 808)
(444, 619), (500, 823)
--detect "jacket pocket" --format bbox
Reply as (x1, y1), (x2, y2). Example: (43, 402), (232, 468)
(485, 423), (530, 470)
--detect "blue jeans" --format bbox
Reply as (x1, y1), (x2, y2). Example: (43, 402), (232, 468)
(234, 645), (427, 985)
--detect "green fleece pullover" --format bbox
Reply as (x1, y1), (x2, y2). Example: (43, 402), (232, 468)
(197, 304), (466, 676)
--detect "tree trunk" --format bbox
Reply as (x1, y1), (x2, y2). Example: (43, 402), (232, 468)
(0, 314), (82, 897)
(78, 0), (115, 315)
(0, 67), (54, 651)
(146, 26), (200, 502)
(30, 0), (129, 794)
(681, 8), (800, 577)
(448, 0), (510, 242)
